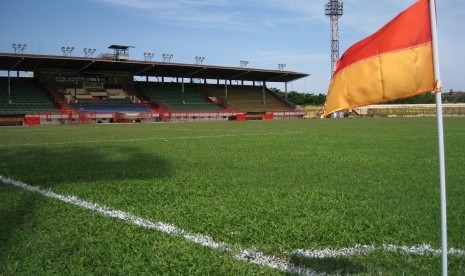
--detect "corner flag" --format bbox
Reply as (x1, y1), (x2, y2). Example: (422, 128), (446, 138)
(324, 1), (448, 275)
(324, 0), (440, 117)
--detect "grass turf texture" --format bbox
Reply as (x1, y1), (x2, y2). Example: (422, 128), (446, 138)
(1, 118), (464, 275)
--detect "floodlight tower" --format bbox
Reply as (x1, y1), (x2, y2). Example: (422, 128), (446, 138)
(162, 53), (173, 63)
(83, 48), (96, 58)
(144, 52), (155, 61)
(195, 56), (205, 65)
(325, 0), (343, 75)
(12, 43), (27, 54)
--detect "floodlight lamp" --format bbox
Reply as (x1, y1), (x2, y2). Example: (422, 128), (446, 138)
(12, 43), (27, 54)
(83, 48), (96, 57)
(144, 52), (155, 61)
(196, 56), (205, 65)
(162, 53), (173, 62)
(325, 0), (343, 17)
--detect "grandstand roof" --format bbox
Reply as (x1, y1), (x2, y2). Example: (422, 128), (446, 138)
(0, 53), (309, 83)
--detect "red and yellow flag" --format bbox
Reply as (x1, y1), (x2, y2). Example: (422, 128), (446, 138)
(324, 0), (440, 116)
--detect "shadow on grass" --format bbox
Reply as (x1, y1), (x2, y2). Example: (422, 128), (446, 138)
(0, 144), (172, 185)
(0, 187), (41, 264)
(289, 254), (367, 275)
(0, 144), (172, 262)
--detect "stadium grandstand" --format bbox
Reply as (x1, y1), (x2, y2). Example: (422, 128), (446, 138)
(0, 45), (308, 126)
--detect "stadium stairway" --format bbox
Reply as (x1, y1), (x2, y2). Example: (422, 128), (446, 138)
(42, 82), (77, 114)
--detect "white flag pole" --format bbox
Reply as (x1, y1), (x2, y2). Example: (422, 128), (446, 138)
(429, 0), (447, 275)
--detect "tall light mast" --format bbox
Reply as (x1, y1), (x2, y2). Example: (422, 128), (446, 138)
(325, 0), (343, 75)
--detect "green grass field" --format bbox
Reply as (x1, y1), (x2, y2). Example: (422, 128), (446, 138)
(1, 118), (464, 275)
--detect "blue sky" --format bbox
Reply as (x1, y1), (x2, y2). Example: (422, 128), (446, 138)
(0, 0), (463, 93)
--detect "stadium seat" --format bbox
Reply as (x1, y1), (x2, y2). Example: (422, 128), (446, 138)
(0, 77), (59, 115)
(135, 82), (226, 112)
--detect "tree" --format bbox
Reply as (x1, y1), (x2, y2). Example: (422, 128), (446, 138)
(270, 88), (326, 106)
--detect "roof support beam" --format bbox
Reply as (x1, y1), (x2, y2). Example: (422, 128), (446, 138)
(135, 64), (155, 76)
(228, 71), (250, 81)
(266, 73), (288, 82)
(76, 61), (95, 74)
(10, 57), (24, 71)
(184, 67), (206, 78)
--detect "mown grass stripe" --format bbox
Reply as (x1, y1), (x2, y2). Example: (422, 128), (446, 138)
(0, 131), (303, 148)
(0, 175), (317, 275)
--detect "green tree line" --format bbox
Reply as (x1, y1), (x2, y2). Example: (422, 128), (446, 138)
(271, 88), (465, 106)
(270, 88), (326, 106)
(390, 92), (465, 104)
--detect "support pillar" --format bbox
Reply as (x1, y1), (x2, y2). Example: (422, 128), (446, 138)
(285, 82), (288, 100)
(7, 70), (12, 104)
(225, 80), (228, 104)
(182, 78), (185, 104)
(262, 82), (266, 105)
(74, 75), (78, 103)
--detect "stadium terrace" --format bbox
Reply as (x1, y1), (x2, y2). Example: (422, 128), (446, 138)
(0, 45), (309, 126)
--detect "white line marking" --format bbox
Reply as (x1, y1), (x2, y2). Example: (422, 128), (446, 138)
(291, 243), (465, 259)
(2, 175), (463, 274)
(0, 175), (317, 275)
(0, 131), (303, 148)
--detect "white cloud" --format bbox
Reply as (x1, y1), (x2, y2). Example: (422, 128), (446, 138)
(92, 0), (241, 29)
(95, 0), (229, 9)
(92, 0), (328, 30)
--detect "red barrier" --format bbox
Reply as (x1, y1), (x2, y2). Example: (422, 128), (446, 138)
(24, 117), (40, 126)
(236, 113), (246, 121)
(264, 112), (274, 120)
